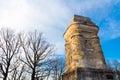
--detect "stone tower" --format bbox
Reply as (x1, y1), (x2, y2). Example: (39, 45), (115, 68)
(62, 15), (118, 80)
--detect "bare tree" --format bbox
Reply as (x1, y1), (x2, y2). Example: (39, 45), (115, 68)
(112, 60), (120, 72)
(107, 60), (120, 79)
(49, 56), (65, 80)
(35, 56), (65, 80)
(10, 62), (28, 80)
(19, 31), (55, 80)
(107, 60), (120, 71)
(0, 28), (21, 80)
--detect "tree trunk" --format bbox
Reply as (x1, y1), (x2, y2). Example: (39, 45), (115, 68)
(3, 69), (8, 80)
(3, 75), (7, 80)
(3, 63), (10, 80)
(31, 68), (35, 80)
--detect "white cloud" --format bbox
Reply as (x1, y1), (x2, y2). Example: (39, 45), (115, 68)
(99, 20), (120, 40)
(0, 0), (34, 31)
(0, 0), (120, 55)
(0, 0), (71, 31)
(67, 0), (113, 14)
(0, 0), (71, 55)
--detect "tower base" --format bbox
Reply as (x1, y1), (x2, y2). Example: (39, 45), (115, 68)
(62, 67), (119, 80)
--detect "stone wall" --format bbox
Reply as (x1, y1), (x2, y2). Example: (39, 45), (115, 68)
(62, 68), (117, 80)
(63, 15), (107, 72)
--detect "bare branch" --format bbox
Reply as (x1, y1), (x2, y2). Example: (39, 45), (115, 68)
(0, 28), (21, 80)
(19, 30), (55, 80)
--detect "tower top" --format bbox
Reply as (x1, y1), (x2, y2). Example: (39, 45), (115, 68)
(70, 14), (97, 27)
(64, 15), (98, 38)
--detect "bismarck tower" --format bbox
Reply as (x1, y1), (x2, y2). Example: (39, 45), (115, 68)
(62, 15), (118, 80)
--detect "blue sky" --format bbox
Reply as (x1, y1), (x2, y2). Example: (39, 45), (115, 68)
(0, 0), (120, 60)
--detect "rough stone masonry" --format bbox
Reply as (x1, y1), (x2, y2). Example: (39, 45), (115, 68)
(62, 15), (119, 80)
